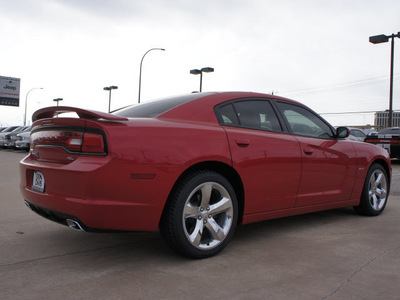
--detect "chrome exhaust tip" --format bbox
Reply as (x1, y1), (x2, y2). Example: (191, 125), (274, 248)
(66, 219), (85, 231)
(24, 200), (32, 210)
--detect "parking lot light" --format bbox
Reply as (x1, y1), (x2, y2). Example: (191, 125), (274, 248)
(190, 67), (214, 92)
(369, 32), (400, 127)
(24, 87), (43, 126)
(104, 86), (118, 113)
(138, 48), (165, 104)
(53, 98), (63, 106)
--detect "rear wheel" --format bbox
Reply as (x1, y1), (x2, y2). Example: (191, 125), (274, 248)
(160, 170), (238, 258)
(354, 163), (389, 216)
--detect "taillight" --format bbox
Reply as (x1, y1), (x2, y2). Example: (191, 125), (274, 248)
(31, 130), (105, 154)
(82, 132), (105, 153)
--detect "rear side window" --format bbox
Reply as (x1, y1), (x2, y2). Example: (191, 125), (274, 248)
(216, 100), (282, 132)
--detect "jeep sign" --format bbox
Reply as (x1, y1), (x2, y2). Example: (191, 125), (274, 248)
(0, 76), (21, 107)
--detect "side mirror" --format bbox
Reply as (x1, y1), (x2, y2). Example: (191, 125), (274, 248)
(336, 127), (350, 138)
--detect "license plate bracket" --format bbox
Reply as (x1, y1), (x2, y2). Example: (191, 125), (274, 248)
(32, 171), (45, 193)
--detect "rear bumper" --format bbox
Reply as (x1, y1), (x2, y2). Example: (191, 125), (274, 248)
(24, 200), (123, 232)
(20, 153), (180, 232)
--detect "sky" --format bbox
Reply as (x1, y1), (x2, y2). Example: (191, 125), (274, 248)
(0, 0), (399, 127)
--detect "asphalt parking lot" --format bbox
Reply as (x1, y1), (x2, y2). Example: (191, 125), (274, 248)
(1, 150), (400, 300)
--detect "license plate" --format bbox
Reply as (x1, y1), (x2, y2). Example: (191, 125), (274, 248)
(32, 171), (45, 193)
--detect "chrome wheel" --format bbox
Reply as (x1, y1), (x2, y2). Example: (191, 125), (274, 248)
(354, 163), (389, 216)
(160, 170), (238, 258)
(368, 169), (388, 211)
(182, 182), (234, 250)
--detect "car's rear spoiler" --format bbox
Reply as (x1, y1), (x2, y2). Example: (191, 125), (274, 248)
(32, 106), (128, 122)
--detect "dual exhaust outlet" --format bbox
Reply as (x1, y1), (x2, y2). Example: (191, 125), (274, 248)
(24, 200), (85, 231)
(66, 219), (85, 231)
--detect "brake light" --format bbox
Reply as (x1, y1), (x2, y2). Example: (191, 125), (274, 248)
(365, 138), (400, 144)
(31, 130), (105, 154)
(82, 132), (104, 153)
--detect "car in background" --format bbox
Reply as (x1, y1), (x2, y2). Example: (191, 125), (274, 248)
(15, 129), (31, 151)
(0, 127), (7, 132)
(4, 126), (31, 149)
(347, 128), (377, 142)
(365, 127), (400, 158)
(20, 92), (391, 258)
(0, 126), (20, 147)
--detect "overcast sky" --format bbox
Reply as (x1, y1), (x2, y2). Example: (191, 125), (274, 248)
(1, 0), (399, 126)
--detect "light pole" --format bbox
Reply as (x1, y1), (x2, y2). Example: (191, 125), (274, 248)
(190, 67), (214, 92)
(53, 98), (63, 106)
(138, 48), (165, 103)
(369, 32), (400, 127)
(24, 87), (43, 126)
(104, 86), (118, 113)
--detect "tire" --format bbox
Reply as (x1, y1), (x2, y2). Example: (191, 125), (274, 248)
(354, 163), (389, 216)
(160, 170), (238, 259)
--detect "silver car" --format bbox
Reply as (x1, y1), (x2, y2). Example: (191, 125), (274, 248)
(3, 126), (30, 148)
(15, 130), (31, 151)
(0, 126), (20, 147)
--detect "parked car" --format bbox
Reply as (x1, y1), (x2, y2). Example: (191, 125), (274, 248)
(15, 129), (31, 151)
(20, 92), (391, 258)
(347, 128), (376, 142)
(0, 126), (20, 147)
(3, 126), (30, 148)
(365, 127), (400, 158)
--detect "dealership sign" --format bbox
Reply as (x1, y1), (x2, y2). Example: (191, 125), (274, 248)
(0, 76), (21, 107)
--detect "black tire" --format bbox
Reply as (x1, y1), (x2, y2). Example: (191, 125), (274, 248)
(354, 163), (389, 216)
(160, 170), (238, 259)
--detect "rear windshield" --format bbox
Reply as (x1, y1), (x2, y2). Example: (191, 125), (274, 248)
(113, 94), (206, 118)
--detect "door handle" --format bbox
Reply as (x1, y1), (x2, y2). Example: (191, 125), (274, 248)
(303, 147), (314, 155)
(235, 139), (250, 147)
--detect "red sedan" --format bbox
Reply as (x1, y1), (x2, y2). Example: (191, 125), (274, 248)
(20, 92), (391, 258)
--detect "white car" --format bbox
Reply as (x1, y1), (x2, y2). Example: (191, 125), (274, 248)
(347, 128), (376, 142)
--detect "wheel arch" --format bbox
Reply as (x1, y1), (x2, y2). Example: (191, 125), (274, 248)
(370, 158), (391, 190)
(161, 161), (245, 225)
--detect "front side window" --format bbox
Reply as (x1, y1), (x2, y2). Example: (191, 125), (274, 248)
(216, 100), (282, 132)
(277, 102), (334, 138)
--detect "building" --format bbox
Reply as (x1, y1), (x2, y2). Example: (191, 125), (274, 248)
(374, 111), (400, 129)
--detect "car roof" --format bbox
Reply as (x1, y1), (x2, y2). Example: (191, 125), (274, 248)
(114, 92), (303, 122)
(157, 91), (302, 123)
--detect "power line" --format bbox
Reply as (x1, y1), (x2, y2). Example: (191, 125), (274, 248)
(282, 74), (400, 97)
(320, 110), (379, 115)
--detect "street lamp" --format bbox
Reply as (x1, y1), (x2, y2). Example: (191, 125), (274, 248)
(138, 48), (165, 103)
(53, 98), (63, 106)
(24, 87), (43, 126)
(369, 31), (400, 127)
(104, 85), (118, 113)
(190, 67), (214, 92)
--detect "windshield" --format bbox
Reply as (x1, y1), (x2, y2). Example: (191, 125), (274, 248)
(113, 94), (207, 118)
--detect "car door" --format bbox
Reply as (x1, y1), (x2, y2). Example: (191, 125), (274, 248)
(276, 101), (357, 207)
(215, 99), (302, 214)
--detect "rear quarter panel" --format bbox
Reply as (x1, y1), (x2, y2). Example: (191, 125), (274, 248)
(101, 118), (232, 228)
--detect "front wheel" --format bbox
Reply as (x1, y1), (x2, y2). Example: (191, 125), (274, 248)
(354, 163), (389, 216)
(160, 170), (238, 258)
